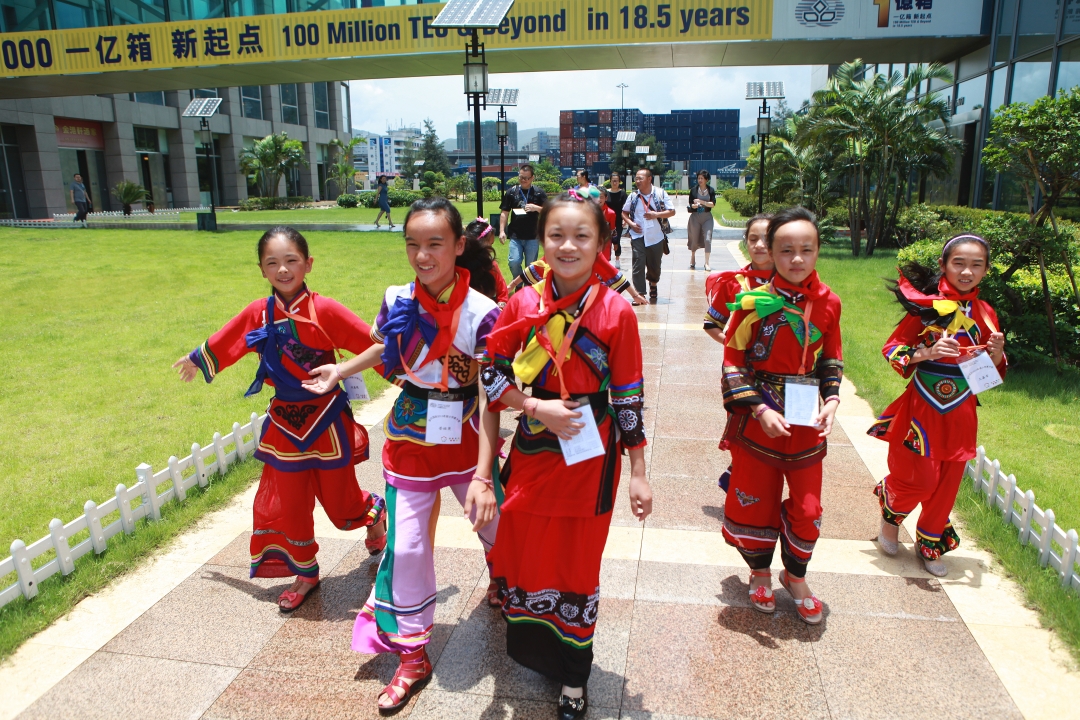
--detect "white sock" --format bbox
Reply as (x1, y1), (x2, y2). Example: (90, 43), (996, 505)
(561, 685), (584, 699)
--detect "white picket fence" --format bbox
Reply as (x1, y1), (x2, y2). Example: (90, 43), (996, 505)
(52, 206), (211, 222)
(966, 445), (1080, 592)
(0, 412), (266, 610)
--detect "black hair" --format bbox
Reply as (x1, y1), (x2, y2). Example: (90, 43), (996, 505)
(744, 213), (773, 239)
(577, 169), (590, 182)
(634, 167), (654, 180)
(403, 198), (497, 299)
(519, 163), (535, 176)
(766, 206), (819, 249)
(257, 226), (309, 261)
(696, 169), (710, 182)
(610, 173), (622, 183)
(892, 233), (991, 298)
(536, 192), (609, 251)
(377, 175), (386, 185)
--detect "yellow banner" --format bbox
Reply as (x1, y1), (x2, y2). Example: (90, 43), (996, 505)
(0, 1), (771, 78)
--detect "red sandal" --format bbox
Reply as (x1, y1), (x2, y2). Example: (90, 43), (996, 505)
(748, 569), (775, 614)
(778, 570), (823, 625)
(486, 580), (502, 607)
(278, 577), (319, 614)
(378, 647), (432, 715)
(365, 505), (388, 555)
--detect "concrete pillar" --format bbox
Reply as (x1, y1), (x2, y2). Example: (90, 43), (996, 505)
(217, 132), (247, 205)
(167, 124), (201, 208)
(17, 118), (66, 219)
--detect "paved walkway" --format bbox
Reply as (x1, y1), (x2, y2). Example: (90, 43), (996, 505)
(5, 215), (1080, 719)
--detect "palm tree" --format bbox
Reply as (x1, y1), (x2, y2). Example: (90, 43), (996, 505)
(111, 180), (149, 215)
(239, 133), (308, 206)
(801, 60), (960, 255)
(327, 136), (363, 196)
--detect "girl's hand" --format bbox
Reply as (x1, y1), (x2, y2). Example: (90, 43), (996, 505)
(463, 479), (497, 531)
(533, 399), (584, 440)
(757, 407), (791, 438)
(172, 356), (198, 383)
(303, 364), (340, 395)
(628, 474), (652, 522)
(986, 331), (1005, 364)
(929, 335), (961, 360)
(814, 400), (839, 438)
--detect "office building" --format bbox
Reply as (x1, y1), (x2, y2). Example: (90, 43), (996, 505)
(366, 126), (421, 177)
(456, 120), (518, 154)
(0, 82), (351, 218)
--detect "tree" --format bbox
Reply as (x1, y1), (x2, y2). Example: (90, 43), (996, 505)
(239, 132), (309, 203)
(326, 136), (363, 196)
(111, 180), (149, 215)
(981, 87), (1080, 363)
(801, 60), (960, 255)
(419, 119), (451, 176)
(398, 141), (421, 182)
(609, 134), (666, 181)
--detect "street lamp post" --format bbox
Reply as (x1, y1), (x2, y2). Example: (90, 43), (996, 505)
(617, 83), (628, 110)
(745, 81), (785, 215)
(496, 109), (509, 202)
(463, 31), (488, 219)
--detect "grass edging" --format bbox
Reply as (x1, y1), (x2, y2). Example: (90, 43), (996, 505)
(953, 483), (1080, 666)
(0, 457), (261, 662)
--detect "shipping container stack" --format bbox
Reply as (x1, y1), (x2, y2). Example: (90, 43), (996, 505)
(559, 107), (644, 177)
(645, 108), (743, 182)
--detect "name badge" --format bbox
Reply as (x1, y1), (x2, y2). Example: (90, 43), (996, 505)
(958, 349), (1003, 394)
(559, 398), (606, 466)
(512, 208), (527, 215)
(784, 378), (820, 427)
(425, 392), (463, 445)
(344, 374), (370, 402)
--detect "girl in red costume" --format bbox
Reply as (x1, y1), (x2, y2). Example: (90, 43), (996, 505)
(720, 207), (843, 625)
(869, 234), (1006, 577)
(703, 213), (773, 344)
(173, 226), (387, 613)
(480, 193), (653, 720)
(465, 217), (509, 306)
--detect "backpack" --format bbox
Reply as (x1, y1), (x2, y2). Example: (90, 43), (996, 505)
(629, 190), (672, 237)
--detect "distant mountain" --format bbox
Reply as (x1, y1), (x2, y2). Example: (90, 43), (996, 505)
(443, 138), (456, 152)
(739, 124), (757, 157)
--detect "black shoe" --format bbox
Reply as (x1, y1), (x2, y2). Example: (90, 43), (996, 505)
(557, 690), (588, 720)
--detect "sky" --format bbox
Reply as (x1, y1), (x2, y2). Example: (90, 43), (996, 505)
(349, 65), (813, 140)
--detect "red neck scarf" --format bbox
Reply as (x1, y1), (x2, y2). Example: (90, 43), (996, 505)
(772, 269), (830, 302)
(413, 268), (471, 369)
(895, 274), (980, 307)
(486, 263), (601, 348)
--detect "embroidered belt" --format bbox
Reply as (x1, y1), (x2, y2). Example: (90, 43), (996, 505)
(754, 370), (816, 385)
(402, 381), (479, 401)
(531, 387), (610, 418)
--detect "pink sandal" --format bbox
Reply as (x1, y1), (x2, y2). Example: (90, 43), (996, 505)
(378, 647), (432, 714)
(365, 505), (388, 555)
(486, 580), (502, 607)
(748, 569), (775, 614)
(778, 570), (823, 625)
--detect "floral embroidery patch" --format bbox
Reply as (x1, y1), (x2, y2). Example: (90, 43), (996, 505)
(735, 488), (760, 507)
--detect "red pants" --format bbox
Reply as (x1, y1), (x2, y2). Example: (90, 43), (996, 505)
(250, 464), (382, 580)
(721, 444), (822, 577)
(875, 445), (963, 561)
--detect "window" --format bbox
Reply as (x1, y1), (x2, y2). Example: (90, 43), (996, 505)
(1016, 0), (1059, 57)
(987, 65), (1009, 118)
(1010, 50), (1053, 105)
(130, 91), (166, 106)
(280, 84), (299, 125)
(192, 88), (218, 99)
(1056, 40), (1080, 94)
(133, 127), (159, 152)
(955, 74), (986, 113)
(110, 0), (166, 24)
(229, 0), (288, 15)
(0, 1), (52, 32)
(53, 0), (108, 29)
(292, 0), (351, 10)
(995, 0), (1018, 64)
(241, 86), (263, 120)
(313, 82), (330, 130)
(168, 0), (224, 20)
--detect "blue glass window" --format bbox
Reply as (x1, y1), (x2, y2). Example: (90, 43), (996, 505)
(0, 1), (52, 32)
(54, 0), (108, 29)
(1056, 39), (1080, 94)
(1010, 50), (1053, 105)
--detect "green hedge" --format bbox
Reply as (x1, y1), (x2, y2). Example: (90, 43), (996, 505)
(354, 190), (424, 208)
(336, 193), (358, 208)
(898, 209), (1080, 366)
(721, 188), (784, 218)
(237, 196), (313, 211)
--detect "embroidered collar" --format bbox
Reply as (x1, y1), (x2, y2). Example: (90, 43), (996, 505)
(273, 284), (311, 314)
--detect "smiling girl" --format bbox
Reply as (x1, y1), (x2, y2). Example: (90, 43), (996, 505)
(480, 193), (652, 720)
(704, 213), (774, 344)
(304, 197), (500, 714)
(173, 227), (387, 613)
(720, 207), (843, 625)
(869, 234), (1005, 577)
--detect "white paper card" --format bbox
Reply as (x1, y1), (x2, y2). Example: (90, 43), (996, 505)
(425, 397), (463, 445)
(344, 374), (370, 402)
(958, 350), (1003, 394)
(784, 380), (820, 427)
(559, 401), (606, 466)
(512, 208), (527, 215)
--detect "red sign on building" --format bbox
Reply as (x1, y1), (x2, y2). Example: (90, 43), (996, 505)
(54, 118), (105, 150)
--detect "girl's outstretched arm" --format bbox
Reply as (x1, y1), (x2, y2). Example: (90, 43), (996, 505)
(304, 343), (385, 395)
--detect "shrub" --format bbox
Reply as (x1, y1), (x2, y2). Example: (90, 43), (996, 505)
(722, 188), (758, 217)
(387, 189), (423, 207)
(238, 196), (314, 211)
(895, 204), (953, 247)
(537, 181), (562, 196)
(336, 193), (359, 208)
(356, 191), (377, 208)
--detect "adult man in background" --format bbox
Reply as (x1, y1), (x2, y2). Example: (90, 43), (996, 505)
(70, 173), (90, 227)
(500, 163), (547, 280)
(622, 168), (675, 303)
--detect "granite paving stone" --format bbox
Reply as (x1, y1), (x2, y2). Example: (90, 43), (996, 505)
(641, 475), (726, 532)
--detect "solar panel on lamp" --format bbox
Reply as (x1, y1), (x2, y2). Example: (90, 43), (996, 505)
(182, 97), (223, 117)
(745, 81), (785, 100)
(488, 89), (519, 105)
(635, 145), (650, 153)
(431, 0), (516, 28)
(616, 131), (637, 142)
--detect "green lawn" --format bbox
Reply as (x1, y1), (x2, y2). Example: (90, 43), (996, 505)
(0, 226), (512, 658)
(817, 245), (1080, 659)
(176, 201), (479, 225)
